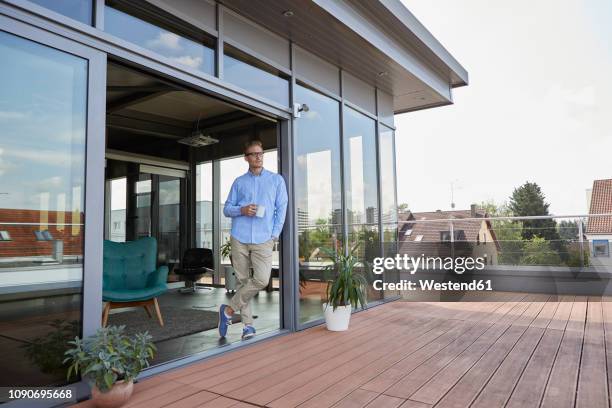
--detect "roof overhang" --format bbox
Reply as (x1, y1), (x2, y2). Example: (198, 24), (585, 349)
(221, 0), (468, 113)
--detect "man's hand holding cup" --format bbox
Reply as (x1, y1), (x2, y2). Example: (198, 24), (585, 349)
(241, 204), (258, 217)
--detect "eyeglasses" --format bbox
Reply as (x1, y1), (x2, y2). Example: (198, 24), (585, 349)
(245, 152), (264, 158)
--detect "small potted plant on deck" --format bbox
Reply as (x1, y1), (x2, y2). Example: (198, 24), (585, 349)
(64, 325), (156, 408)
(322, 247), (368, 331)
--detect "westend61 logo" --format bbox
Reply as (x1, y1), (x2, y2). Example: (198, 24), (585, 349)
(371, 254), (492, 292)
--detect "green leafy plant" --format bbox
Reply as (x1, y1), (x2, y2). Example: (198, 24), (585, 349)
(64, 325), (155, 392)
(321, 247), (368, 311)
(220, 239), (232, 263)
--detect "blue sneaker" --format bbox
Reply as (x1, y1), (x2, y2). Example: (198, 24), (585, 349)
(242, 325), (256, 340)
(218, 304), (232, 338)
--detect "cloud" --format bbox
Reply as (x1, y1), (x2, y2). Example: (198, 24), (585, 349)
(0, 111), (29, 120)
(3, 148), (82, 167)
(0, 148), (13, 176)
(36, 176), (64, 189)
(170, 55), (203, 69)
(147, 32), (182, 51)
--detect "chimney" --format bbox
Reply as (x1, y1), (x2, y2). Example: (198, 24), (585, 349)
(470, 204), (477, 217)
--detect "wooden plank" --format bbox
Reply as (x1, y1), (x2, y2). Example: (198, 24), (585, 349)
(364, 394), (405, 408)
(152, 390), (218, 408)
(187, 306), (410, 390)
(470, 326), (545, 408)
(397, 400), (432, 408)
(378, 322), (493, 398)
(529, 297), (560, 328)
(429, 324), (530, 408)
(163, 302), (397, 381)
(296, 320), (479, 408)
(602, 299), (612, 407)
(122, 380), (185, 407)
(198, 396), (247, 408)
(576, 298), (608, 408)
(540, 298), (586, 408)
(546, 295), (574, 331)
(207, 312), (435, 398)
(264, 319), (460, 407)
(126, 384), (202, 408)
(332, 389), (378, 408)
(505, 328), (564, 408)
(398, 322), (511, 403)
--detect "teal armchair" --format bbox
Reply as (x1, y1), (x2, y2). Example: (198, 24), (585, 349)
(102, 237), (169, 327)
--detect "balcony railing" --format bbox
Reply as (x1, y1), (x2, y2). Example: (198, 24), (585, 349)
(397, 213), (612, 271)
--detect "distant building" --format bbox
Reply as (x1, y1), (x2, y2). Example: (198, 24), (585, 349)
(0, 209), (83, 264)
(399, 206), (500, 265)
(586, 179), (612, 265)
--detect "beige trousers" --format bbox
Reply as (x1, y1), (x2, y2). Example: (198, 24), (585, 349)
(228, 235), (274, 325)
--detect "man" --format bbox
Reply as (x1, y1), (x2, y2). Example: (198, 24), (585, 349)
(218, 139), (288, 339)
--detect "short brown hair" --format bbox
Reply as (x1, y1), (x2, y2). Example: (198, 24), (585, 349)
(244, 139), (263, 154)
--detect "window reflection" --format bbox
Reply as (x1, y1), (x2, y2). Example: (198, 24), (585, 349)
(196, 162), (213, 249)
(343, 107), (381, 301)
(223, 49), (289, 106)
(379, 127), (399, 298)
(0, 31), (87, 386)
(104, 2), (215, 75)
(294, 84), (342, 324)
(29, 0), (93, 25)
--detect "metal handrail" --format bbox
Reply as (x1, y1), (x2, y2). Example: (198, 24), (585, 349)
(397, 213), (612, 223)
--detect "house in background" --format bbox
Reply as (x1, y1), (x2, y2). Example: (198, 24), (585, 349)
(586, 179), (612, 266)
(399, 205), (500, 265)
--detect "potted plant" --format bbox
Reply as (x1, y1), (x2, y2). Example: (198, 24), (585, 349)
(220, 239), (236, 293)
(64, 325), (156, 408)
(321, 247), (368, 331)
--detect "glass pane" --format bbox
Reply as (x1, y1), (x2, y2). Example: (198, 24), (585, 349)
(135, 174), (152, 238)
(196, 162), (213, 249)
(29, 0), (93, 25)
(109, 178), (126, 242)
(0, 31), (87, 386)
(104, 4), (215, 75)
(158, 176), (181, 264)
(343, 107), (380, 300)
(223, 53), (289, 106)
(379, 127), (397, 224)
(379, 127), (398, 299)
(294, 84), (342, 324)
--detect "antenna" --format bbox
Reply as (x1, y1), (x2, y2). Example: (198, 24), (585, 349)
(450, 179), (459, 209)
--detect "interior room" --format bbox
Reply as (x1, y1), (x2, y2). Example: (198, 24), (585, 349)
(103, 62), (281, 364)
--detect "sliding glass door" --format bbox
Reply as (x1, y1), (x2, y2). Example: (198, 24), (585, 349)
(0, 23), (105, 388)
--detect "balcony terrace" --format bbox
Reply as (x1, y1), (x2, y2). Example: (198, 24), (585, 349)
(75, 292), (610, 408)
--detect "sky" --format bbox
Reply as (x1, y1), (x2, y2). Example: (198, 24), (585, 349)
(396, 0), (612, 216)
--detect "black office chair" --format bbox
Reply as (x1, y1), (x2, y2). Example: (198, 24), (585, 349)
(175, 248), (214, 294)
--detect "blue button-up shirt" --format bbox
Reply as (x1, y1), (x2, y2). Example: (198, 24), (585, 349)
(223, 168), (288, 244)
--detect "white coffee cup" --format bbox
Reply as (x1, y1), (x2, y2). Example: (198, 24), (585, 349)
(255, 205), (266, 218)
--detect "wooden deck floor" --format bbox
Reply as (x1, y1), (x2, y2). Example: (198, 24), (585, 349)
(76, 293), (612, 408)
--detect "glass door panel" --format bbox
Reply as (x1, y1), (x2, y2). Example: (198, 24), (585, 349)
(158, 175), (181, 265)
(0, 30), (88, 387)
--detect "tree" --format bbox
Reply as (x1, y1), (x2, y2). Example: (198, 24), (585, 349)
(398, 203), (409, 213)
(508, 182), (567, 261)
(508, 182), (559, 240)
(520, 237), (562, 266)
(558, 220), (579, 241)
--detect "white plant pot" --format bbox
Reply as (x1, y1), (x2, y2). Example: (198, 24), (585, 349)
(323, 303), (352, 331)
